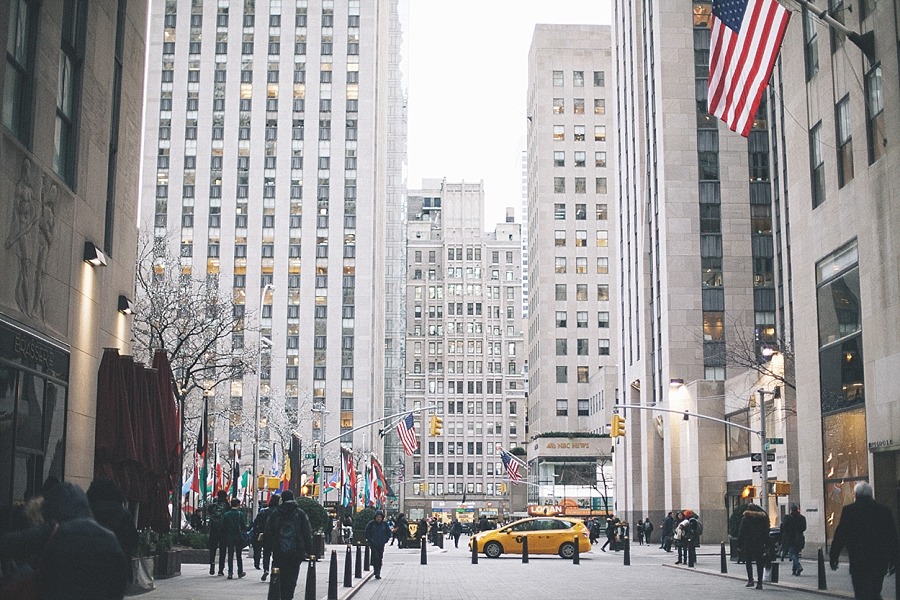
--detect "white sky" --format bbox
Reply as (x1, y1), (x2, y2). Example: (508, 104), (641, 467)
(400, 0), (612, 228)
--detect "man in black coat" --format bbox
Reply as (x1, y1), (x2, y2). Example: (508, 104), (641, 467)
(737, 504), (770, 590)
(780, 504), (807, 576)
(830, 481), (899, 600)
(264, 490), (313, 600)
(660, 511), (674, 552)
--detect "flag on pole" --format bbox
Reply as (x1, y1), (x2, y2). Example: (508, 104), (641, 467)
(231, 445), (240, 498)
(280, 455), (292, 493)
(271, 443), (280, 477)
(370, 455), (387, 508)
(396, 413), (418, 456)
(196, 397), (209, 497)
(499, 447), (523, 483)
(340, 447), (356, 507)
(707, 0), (790, 136)
(324, 470), (340, 492)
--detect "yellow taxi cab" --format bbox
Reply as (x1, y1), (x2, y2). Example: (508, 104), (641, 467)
(469, 517), (591, 559)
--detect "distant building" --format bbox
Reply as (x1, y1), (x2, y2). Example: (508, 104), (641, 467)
(402, 179), (526, 520)
(0, 0), (147, 497)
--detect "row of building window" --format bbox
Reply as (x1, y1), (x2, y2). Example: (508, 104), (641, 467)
(554, 203), (607, 220)
(552, 70), (605, 87)
(554, 257), (609, 274)
(554, 150), (607, 168)
(412, 380), (521, 394)
(554, 362), (609, 384)
(552, 98), (606, 115)
(554, 230), (609, 246)
(552, 124), (607, 142)
(555, 337), (611, 356)
(554, 177), (608, 194)
(556, 398), (592, 416)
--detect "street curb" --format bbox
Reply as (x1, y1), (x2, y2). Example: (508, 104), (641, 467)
(334, 571), (374, 600)
(662, 563), (854, 598)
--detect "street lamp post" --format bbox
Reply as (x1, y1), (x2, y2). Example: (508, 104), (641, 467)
(253, 283), (274, 518)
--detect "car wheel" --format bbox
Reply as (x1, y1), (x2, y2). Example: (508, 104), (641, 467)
(559, 542), (576, 559)
(484, 541), (503, 558)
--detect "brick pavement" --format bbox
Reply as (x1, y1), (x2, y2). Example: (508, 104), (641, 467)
(144, 538), (895, 600)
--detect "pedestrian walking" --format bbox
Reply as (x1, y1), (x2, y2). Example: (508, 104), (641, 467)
(222, 498), (247, 579)
(779, 504), (807, 576)
(643, 518), (654, 545)
(393, 513), (409, 548)
(251, 496), (273, 574)
(365, 510), (392, 580)
(264, 490), (313, 600)
(829, 481), (899, 600)
(258, 495), (280, 581)
(737, 503), (770, 590)
(86, 478), (139, 566)
(449, 519), (463, 548)
(206, 490), (229, 575)
(600, 517), (615, 552)
(661, 511), (674, 552)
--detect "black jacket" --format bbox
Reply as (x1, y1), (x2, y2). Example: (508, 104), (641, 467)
(737, 506), (770, 558)
(779, 510), (806, 550)
(89, 499), (139, 560)
(264, 501), (313, 559)
(830, 496), (899, 574)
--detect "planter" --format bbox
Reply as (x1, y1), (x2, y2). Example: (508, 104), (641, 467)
(154, 549), (181, 579)
(126, 556), (155, 596)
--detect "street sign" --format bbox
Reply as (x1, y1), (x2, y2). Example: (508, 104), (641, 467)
(751, 453), (776, 462)
(324, 465), (334, 473)
(304, 453), (317, 459)
(752, 464), (774, 473)
(766, 438), (784, 445)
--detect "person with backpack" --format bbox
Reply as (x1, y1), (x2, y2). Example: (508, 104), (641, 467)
(643, 518), (654, 545)
(252, 495), (278, 578)
(365, 510), (392, 579)
(264, 490), (313, 600)
(221, 498), (248, 579)
(206, 490), (229, 576)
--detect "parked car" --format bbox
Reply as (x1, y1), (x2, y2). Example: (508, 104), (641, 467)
(469, 517), (591, 559)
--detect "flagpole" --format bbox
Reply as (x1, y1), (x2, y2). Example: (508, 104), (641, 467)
(789, 0), (875, 60)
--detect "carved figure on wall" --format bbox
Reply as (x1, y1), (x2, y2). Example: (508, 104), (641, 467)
(5, 158), (38, 316)
(33, 174), (59, 318)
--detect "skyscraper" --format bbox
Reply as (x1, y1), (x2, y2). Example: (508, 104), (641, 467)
(139, 0), (403, 488)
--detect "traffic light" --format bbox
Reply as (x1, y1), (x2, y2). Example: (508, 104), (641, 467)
(497, 483), (507, 494)
(610, 414), (626, 438)
(429, 414), (444, 436)
(770, 481), (792, 496)
(741, 485), (758, 499)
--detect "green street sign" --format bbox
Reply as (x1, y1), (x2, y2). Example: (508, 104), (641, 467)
(766, 438), (784, 445)
(304, 453), (317, 459)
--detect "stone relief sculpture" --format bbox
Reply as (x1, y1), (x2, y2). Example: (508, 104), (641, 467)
(4, 157), (62, 320)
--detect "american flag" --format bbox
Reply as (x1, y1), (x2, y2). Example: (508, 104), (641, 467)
(707, 0), (790, 136)
(500, 448), (523, 483)
(396, 413), (419, 456)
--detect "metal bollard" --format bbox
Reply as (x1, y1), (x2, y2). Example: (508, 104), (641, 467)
(624, 535), (631, 566)
(343, 545), (353, 588)
(355, 544), (362, 578)
(304, 557), (317, 600)
(269, 567), (281, 600)
(688, 541), (695, 568)
(364, 543), (370, 571)
(420, 535), (428, 565)
(573, 536), (580, 565)
(720, 542), (727, 574)
(770, 560), (779, 583)
(327, 551), (338, 600)
(471, 538), (478, 564)
(817, 549), (827, 591)
(522, 536), (529, 563)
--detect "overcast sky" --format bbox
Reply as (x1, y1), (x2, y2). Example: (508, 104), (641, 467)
(400, 0), (612, 228)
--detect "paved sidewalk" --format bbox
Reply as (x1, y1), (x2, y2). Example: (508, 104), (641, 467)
(143, 539), (896, 599)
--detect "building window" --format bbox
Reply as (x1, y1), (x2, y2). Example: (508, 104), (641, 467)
(835, 95), (853, 187)
(575, 230), (587, 247)
(574, 125), (585, 141)
(598, 311), (609, 328)
(556, 399), (568, 416)
(555, 284), (567, 300)
(577, 366), (589, 382)
(556, 367), (568, 383)
(810, 121), (825, 208)
(54, 0), (88, 188)
(552, 70), (564, 86)
(555, 339), (567, 356)
(574, 151), (586, 167)
(554, 230), (566, 246)
(573, 70), (584, 87)
(574, 177), (586, 193)
(597, 284), (609, 301)
(554, 151), (565, 167)
(576, 339), (588, 355)
(595, 177), (608, 194)
(575, 257), (587, 274)
(598, 339), (610, 355)
(594, 126), (606, 142)
(3, 0), (37, 146)
(553, 125), (564, 141)
(594, 98), (606, 114)
(596, 230), (608, 247)
(573, 98), (585, 114)
(593, 71), (605, 86)
(555, 311), (567, 328)
(865, 65), (884, 164)
(596, 257), (608, 274)
(575, 203), (587, 219)
(576, 311), (588, 328)
(576, 284), (588, 300)
(554, 203), (566, 219)
(555, 257), (566, 273)
(803, 7), (819, 81)
(553, 97), (564, 114)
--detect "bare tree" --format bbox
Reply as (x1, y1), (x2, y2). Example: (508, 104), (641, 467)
(131, 235), (258, 525)
(725, 319), (796, 391)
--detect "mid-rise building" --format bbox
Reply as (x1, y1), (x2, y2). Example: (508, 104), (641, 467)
(0, 0), (148, 497)
(139, 0), (403, 485)
(525, 25), (618, 511)
(403, 179), (526, 522)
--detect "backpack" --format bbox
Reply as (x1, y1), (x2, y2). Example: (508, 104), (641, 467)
(278, 515), (300, 557)
(208, 501), (226, 532)
(694, 519), (703, 536)
(644, 521), (653, 533)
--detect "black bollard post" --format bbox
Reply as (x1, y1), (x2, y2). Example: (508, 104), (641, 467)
(471, 538), (478, 564)
(304, 557), (317, 600)
(720, 542), (727, 574)
(624, 535), (631, 566)
(268, 567), (281, 600)
(771, 560), (779, 583)
(817, 549), (827, 591)
(355, 544), (362, 578)
(436, 531), (444, 549)
(343, 545), (353, 588)
(364, 543), (370, 571)
(522, 536), (529, 563)
(688, 540), (695, 568)
(420, 535), (428, 565)
(328, 551), (339, 600)
(573, 536), (580, 565)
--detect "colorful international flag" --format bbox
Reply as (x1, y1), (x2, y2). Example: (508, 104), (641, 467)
(707, 0), (790, 136)
(396, 413), (419, 456)
(500, 447), (523, 484)
(324, 470), (341, 492)
(280, 455), (292, 493)
(340, 447), (357, 507)
(271, 443), (280, 477)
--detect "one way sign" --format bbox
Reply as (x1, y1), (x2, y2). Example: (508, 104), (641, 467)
(751, 453), (775, 462)
(752, 464), (773, 473)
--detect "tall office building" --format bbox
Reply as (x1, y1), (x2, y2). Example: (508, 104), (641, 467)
(525, 25), (618, 510)
(140, 0), (403, 479)
(0, 0), (148, 496)
(402, 179), (526, 521)
(612, 1), (794, 540)
(773, 1), (900, 544)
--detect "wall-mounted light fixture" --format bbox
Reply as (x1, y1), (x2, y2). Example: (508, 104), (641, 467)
(669, 378), (684, 388)
(761, 346), (778, 359)
(83, 241), (108, 267)
(117, 295), (134, 314)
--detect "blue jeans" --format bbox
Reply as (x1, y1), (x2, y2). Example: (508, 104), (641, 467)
(788, 545), (802, 573)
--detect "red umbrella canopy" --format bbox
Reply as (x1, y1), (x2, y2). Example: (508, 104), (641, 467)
(94, 348), (138, 467)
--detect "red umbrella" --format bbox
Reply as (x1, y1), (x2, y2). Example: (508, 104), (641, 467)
(93, 348), (139, 496)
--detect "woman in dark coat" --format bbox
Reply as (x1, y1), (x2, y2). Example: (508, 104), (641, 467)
(86, 478), (139, 561)
(737, 504), (771, 590)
